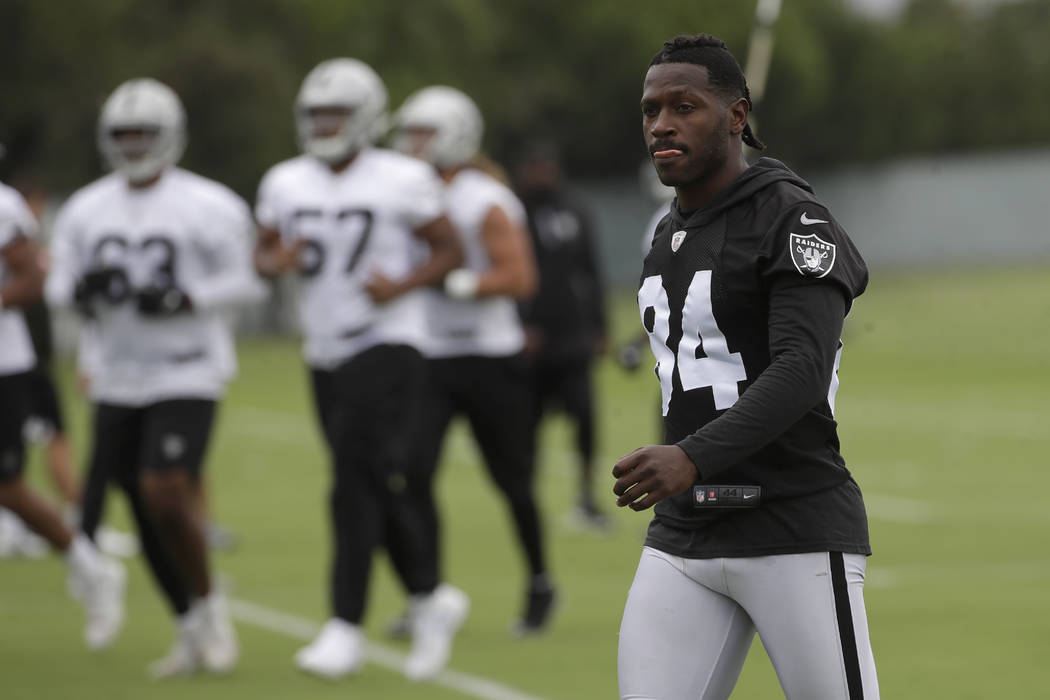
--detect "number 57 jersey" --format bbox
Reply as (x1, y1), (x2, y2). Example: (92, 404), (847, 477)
(46, 169), (264, 406)
(255, 148), (445, 369)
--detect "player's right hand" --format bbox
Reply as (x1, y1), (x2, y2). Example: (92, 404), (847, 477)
(75, 267), (130, 312)
(278, 239), (306, 272)
(612, 445), (698, 511)
(617, 341), (643, 371)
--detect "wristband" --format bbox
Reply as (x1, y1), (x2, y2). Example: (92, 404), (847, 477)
(444, 268), (480, 300)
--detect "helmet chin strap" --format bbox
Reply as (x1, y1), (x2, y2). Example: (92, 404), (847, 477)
(304, 134), (358, 164)
(300, 112), (365, 164)
(120, 158), (165, 184)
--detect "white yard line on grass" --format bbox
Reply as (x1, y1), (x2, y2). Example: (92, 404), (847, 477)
(228, 598), (549, 700)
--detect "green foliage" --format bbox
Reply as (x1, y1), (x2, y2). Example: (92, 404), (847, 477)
(2, 0), (1050, 195)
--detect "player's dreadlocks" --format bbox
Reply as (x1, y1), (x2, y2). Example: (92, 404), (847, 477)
(650, 34), (766, 151)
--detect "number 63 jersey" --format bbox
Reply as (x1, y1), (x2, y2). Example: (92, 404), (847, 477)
(640, 158), (871, 557)
(46, 169), (263, 406)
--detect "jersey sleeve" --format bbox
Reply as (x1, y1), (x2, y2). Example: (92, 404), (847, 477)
(399, 163), (445, 230)
(755, 202), (868, 308)
(254, 167), (283, 231)
(0, 189), (36, 250)
(76, 321), (103, 381)
(676, 279), (848, 479)
(185, 191), (267, 313)
(43, 199), (83, 309)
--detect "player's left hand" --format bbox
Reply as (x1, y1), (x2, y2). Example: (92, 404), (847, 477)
(136, 285), (193, 316)
(612, 445), (698, 511)
(365, 271), (402, 303)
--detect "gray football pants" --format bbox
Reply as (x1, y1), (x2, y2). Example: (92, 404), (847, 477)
(618, 547), (879, 700)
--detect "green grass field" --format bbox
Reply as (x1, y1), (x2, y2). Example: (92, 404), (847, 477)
(2, 264), (1048, 699)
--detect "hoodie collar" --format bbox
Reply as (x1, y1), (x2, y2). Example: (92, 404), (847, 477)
(668, 157), (813, 230)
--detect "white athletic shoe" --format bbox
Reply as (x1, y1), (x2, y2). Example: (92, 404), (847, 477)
(295, 618), (364, 679)
(196, 593), (239, 674)
(149, 616), (202, 679)
(0, 509), (17, 557)
(81, 557), (127, 650)
(95, 526), (140, 559)
(0, 510), (47, 559)
(404, 584), (470, 681)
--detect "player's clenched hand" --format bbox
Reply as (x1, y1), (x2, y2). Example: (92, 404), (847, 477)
(364, 270), (403, 303)
(277, 239), (306, 272)
(612, 445), (697, 511)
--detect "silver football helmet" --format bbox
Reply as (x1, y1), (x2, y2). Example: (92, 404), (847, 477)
(97, 78), (186, 184)
(391, 85), (483, 169)
(295, 58), (388, 164)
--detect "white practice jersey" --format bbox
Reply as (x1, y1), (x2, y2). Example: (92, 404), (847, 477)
(421, 168), (526, 359)
(256, 149), (444, 368)
(45, 168), (263, 406)
(0, 181), (38, 376)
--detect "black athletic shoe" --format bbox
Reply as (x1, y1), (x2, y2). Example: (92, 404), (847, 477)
(207, 523), (238, 553)
(574, 501), (612, 532)
(385, 609), (413, 640)
(511, 584), (558, 637)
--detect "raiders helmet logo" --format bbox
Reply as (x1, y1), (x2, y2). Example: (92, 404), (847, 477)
(670, 230), (687, 252)
(789, 232), (836, 278)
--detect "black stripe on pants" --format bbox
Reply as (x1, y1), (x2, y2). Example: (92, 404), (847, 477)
(830, 551), (864, 700)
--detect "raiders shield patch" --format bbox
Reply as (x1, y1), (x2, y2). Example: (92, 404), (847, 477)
(670, 230), (687, 252)
(789, 232), (836, 278)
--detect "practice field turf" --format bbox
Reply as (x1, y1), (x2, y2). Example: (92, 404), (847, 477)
(2, 264), (1048, 699)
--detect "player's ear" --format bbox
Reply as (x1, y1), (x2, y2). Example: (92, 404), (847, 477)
(727, 97), (749, 137)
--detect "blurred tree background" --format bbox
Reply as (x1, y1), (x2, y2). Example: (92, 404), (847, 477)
(1, 0), (1049, 200)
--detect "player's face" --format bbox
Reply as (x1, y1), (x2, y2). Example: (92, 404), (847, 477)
(111, 127), (159, 162)
(641, 63), (732, 189)
(305, 106), (353, 138)
(396, 126), (437, 161)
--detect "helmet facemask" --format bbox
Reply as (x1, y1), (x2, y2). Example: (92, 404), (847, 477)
(98, 79), (186, 185)
(392, 86), (483, 170)
(295, 59), (388, 164)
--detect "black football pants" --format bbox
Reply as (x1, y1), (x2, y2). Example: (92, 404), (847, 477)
(319, 344), (434, 623)
(385, 354), (547, 590)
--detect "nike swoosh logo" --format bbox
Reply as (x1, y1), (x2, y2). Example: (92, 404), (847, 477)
(743, 494), (755, 499)
(800, 212), (828, 225)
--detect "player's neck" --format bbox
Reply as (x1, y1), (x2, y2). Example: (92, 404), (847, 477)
(126, 172), (163, 190)
(438, 165), (463, 183)
(327, 151), (360, 174)
(675, 151), (748, 214)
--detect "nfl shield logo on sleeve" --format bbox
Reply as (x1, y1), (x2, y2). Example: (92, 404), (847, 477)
(670, 230), (687, 253)
(789, 232), (836, 278)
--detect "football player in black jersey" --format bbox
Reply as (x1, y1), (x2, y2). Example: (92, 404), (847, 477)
(613, 35), (880, 699)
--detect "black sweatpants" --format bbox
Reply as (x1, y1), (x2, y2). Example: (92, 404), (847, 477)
(531, 355), (597, 465)
(385, 353), (547, 590)
(319, 344), (434, 623)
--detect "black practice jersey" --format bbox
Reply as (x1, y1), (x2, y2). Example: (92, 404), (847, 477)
(518, 190), (607, 360)
(639, 158), (871, 558)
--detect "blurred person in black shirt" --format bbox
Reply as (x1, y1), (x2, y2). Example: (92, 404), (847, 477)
(513, 141), (609, 530)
